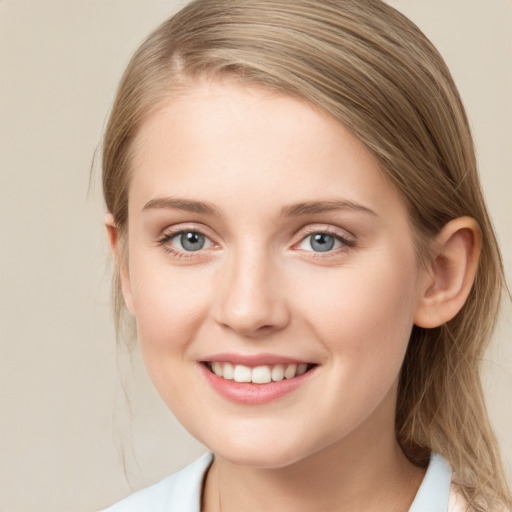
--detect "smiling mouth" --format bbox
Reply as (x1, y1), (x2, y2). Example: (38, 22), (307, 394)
(203, 362), (316, 384)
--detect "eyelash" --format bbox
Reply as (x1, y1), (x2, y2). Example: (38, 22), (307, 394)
(156, 226), (356, 260)
(295, 227), (356, 260)
(156, 227), (213, 260)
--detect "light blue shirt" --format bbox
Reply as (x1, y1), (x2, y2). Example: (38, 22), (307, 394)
(102, 452), (453, 512)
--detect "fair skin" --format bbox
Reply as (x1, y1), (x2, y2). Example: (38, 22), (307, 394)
(106, 80), (480, 512)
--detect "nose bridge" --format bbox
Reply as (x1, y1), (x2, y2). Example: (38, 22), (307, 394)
(214, 240), (289, 336)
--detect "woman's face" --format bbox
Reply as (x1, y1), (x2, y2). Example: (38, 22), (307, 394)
(120, 81), (428, 468)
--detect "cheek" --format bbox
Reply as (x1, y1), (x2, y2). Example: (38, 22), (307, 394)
(129, 266), (215, 415)
(295, 250), (419, 372)
(128, 257), (212, 362)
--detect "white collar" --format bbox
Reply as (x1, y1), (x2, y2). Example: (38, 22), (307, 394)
(409, 452), (451, 512)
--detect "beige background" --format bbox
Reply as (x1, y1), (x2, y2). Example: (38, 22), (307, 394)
(1, 1), (511, 511)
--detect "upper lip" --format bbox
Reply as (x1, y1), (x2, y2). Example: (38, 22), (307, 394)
(201, 352), (315, 367)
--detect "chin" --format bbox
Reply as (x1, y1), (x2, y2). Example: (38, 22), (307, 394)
(215, 443), (306, 469)
(198, 424), (323, 469)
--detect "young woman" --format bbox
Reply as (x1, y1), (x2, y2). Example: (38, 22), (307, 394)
(100, 1), (511, 510)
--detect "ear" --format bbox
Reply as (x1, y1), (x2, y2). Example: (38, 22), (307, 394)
(414, 216), (481, 328)
(104, 213), (135, 315)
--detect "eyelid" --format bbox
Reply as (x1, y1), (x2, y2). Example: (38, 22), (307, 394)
(295, 224), (355, 242)
(158, 223), (217, 242)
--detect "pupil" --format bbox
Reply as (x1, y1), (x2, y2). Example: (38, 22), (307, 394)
(311, 233), (334, 252)
(181, 232), (205, 251)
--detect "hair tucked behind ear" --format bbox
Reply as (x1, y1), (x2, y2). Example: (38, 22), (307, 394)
(102, 1), (510, 509)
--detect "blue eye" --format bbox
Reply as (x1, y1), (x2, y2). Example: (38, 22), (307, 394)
(299, 232), (345, 252)
(170, 231), (213, 252)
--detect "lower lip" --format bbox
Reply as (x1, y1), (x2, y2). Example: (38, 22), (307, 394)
(199, 364), (316, 405)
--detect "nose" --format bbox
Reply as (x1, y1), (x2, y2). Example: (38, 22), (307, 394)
(213, 247), (290, 338)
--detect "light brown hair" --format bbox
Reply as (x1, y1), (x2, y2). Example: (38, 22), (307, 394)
(102, 1), (510, 509)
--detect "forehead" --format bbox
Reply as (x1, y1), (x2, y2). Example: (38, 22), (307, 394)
(129, 80), (407, 223)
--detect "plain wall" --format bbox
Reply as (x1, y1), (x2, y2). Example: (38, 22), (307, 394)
(1, 1), (510, 510)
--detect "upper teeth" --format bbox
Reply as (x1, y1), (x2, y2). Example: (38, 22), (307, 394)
(209, 362), (309, 384)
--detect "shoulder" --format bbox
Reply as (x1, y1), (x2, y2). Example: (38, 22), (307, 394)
(99, 452), (214, 512)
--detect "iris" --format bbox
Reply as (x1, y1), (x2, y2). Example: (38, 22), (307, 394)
(180, 232), (205, 251)
(310, 233), (335, 252)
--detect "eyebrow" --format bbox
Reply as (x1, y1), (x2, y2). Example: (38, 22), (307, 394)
(142, 197), (220, 215)
(142, 196), (378, 218)
(280, 200), (378, 217)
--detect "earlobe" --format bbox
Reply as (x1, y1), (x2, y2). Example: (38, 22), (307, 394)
(104, 213), (135, 315)
(414, 217), (481, 329)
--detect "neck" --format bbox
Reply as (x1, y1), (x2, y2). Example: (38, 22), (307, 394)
(202, 415), (425, 512)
